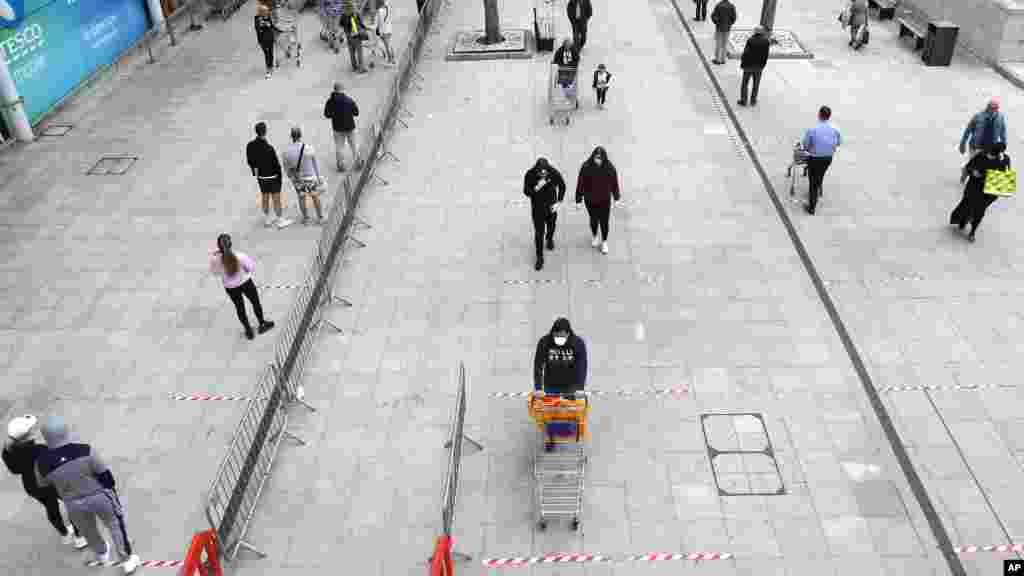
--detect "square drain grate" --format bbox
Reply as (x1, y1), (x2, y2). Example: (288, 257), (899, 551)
(701, 412), (786, 496)
(87, 155), (138, 175)
(40, 124), (73, 137)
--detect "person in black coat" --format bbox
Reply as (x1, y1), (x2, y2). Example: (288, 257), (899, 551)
(323, 82), (361, 171)
(3, 415), (86, 549)
(246, 122), (290, 228)
(950, 142), (1011, 242)
(533, 318), (588, 395)
(524, 158), (567, 271)
(255, 4), (280, 79)
(566, 0), (593, 50)
(738, 26), (770, 106)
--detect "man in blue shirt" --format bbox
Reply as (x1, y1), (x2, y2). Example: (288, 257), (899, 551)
(801, 106), (842, 215)
(959, 97), (1007, 183)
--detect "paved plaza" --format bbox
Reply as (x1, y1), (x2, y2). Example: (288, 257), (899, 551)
(2, 0), (1024, 574)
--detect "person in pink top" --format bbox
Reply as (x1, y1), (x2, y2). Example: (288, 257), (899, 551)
(209, 234), (274, 340)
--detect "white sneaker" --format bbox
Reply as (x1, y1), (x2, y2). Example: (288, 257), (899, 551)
(85, 548), (111, 566)
(591, 236), (601, 247)
(600, 241), (609, 254)
(265, 71), (272, 79)
(121, 554), (141, 574)
(71, 535), (88, 549)
(275, 217), (293, 229)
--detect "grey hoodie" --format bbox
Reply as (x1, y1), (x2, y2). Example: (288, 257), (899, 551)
(35, 416), (115, 501)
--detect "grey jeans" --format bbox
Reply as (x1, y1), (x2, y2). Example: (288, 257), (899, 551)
(65, 489), (133, 558)
(713, 29), (729, 62)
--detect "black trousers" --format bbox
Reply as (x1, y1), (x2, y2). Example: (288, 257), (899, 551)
(695, 0), (708, 20)
(740, 68), (763, 103)
(570, 18), (588, 48)
(595, 87), (608, 105)
(806, 156), (832, 212)
(225, 278), (265, 329)
(532, 210), (557, 261)
(951, 191), (998, 232)
(30, 488), (76, 536)
(585, 202), (611, 240)
(259, 42), (274, 70)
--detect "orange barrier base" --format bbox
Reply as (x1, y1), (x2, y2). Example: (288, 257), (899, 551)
(430, 535), (454, 576)
(178, 530), (223, 576)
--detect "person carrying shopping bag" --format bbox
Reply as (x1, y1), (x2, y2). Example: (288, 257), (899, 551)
(950, 142), (1012, 242)
(282, 126), (327, 225)
(575, 146), (621, 255)
(209, 234), (275, 340)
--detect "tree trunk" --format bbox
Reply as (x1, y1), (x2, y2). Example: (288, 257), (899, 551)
(482, 0), (504, 44)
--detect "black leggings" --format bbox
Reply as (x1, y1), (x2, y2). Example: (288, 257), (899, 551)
(259, 42), (274, 70)
(31, 488), (76, 536)
(596, 87), (608, 105)
(586, 203), (611, 240)
(226, 278), (265, 329)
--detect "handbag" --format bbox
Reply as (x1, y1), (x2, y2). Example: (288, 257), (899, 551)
(984, 167), (1016, 197)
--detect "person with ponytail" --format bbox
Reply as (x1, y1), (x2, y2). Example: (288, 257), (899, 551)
(209, 234), (274, 340)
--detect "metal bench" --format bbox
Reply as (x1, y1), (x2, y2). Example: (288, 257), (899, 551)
(897, 16), (926, 51)
(867, 0), (897, 20)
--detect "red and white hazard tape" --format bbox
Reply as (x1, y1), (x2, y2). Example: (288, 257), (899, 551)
(881, 384), (1015, 393)
(86, 559), (184, 568)
(955, 544), (1024, 554)
(168, 393), (255, 401)
(483, 552), (732, 566)
(489, 388), (688, 399)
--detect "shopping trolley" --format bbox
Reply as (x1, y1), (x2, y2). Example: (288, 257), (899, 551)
(272, 0), (303, 68)
(528, 390), (588, 532)
(548, 64), (579, 126)
(786, 140), (810, 199)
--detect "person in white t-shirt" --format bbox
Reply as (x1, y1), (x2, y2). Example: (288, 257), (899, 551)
(376, 0), (395, 65)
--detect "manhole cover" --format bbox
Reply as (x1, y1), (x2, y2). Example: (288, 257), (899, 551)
(700, 412), (786, 496)
(40, 124), (73, 137)
(87, 155), (138, 175)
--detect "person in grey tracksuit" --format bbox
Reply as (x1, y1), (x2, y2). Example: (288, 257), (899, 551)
(35, 416), (140, 574)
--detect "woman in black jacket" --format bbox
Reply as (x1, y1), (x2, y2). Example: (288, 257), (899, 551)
(255, 4), (279, 79)
(575, 146), (621, 254)
(950, 142), (1011, 242)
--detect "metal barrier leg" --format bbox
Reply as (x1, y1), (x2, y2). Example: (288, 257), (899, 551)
(270, 363), (317, 412)
(444, 434), (484, 454)
(352, 216), (372, 230)
(345, 235), (366, 248)
(282, 430), (307, 445)
(235, 540), (268, 559)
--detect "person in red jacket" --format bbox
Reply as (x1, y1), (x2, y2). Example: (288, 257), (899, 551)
(575, 146), (620, 255)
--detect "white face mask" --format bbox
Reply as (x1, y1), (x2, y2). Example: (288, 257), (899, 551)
(553, 336), (568, 346)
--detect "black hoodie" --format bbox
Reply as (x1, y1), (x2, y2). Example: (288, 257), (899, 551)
(3, 439), (52, 497)
(523, 162), (567, 214)
(533, 318), (588, 393)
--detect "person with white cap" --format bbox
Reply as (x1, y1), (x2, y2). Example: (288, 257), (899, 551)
(959, 97), (1008, 183)
(3, 415), (88, 549)
(34, 416), (141, 573)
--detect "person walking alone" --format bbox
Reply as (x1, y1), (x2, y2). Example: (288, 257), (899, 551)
(592, 63), (612, 109)
(959, 97), (1008, 183)
(255, 3), (280, 78)
(950, 142), (1011, 242)
(575, 146), (621, 254)
(282, 126), (326, 225)
(246, 122), (292, 229)
(209, 234), (275, 340)
(566, 0), (593, 51)
(694, 0), (709, 21)
(801, 105), (842, 215)
(4, 415), (88, 550)
(846, 0), (868, 50)
(376, 0), (396, 65)
(710, 0), (736, 65)
(34, 416), (141, 573)
(737, 25), (770, 107)
(342, 0), (368, 73)
(324, 82), (361, 172)
(524, 158), (567, 271)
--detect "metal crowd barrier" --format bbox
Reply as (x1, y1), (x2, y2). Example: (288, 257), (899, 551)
(201, 0), (445, 563)
(440, 363), (483, 560)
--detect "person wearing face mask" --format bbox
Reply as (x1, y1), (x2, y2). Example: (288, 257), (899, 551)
(575, 146), (620, 254)
(533, 318), (588, 396)
(524, 157), (567, 271)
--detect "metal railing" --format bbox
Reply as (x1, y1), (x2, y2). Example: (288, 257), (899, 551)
(201, 0), (446, 562)
(439, 363), (483, 561)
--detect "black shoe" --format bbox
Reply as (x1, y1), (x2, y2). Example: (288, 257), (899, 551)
(546, 238), (554, 250)
(258, 321), (275, 335)
(545, 442), (554, 452)
(968, 231), (976, 242)
(737, 100), (747, 107)
(804, 204), (815, 215)
(750, 100), (757, 106)
(244, 326), (255, 340)
(535, 259), (543, 271)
